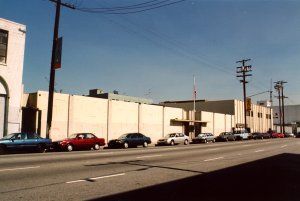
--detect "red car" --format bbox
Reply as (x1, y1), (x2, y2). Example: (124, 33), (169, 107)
(54, 133), (105, 152)
(271, 132), (284, 138)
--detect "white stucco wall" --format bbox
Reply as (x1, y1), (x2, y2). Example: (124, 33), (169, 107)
(0, 18), (26, 137)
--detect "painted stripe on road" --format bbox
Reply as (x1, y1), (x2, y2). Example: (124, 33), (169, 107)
(0, 166), (40, 172)
(66, 173), (125, 184)
(136, 155), (162, 159)
(281, 145), (287, 148)
(207, 148), (220, 151)
(255, 150), (264, 153)
(204, 157), (224, 162)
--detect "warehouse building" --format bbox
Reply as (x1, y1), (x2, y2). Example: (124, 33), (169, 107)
(161, 99), (273, 138)
(0, 18), (26, 138)
(272, 104), (300, 133)
(22, 90), (184, 143)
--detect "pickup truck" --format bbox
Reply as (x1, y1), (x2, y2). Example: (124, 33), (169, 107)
(233, 130), (250, 140)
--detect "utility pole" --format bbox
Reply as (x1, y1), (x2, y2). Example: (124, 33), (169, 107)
(46, 0), (75, 139)
(193, 75), (196, 138)
(274, 84), (282, 133)
(274, 81), (287, 134)
(236, 59), (252, 132)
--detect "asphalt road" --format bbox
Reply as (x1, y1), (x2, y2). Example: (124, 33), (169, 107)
(1, 138), (300, 201)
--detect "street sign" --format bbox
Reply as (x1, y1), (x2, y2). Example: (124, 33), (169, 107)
(54, 37), (62, 69)
(246, 98), (251, 111)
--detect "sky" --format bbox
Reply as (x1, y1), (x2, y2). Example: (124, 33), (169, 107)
(1, 0), (300, 104)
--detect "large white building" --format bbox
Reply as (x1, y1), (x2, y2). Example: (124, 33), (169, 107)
(272, 105), (300, 133)
(0, 18), (26, 138)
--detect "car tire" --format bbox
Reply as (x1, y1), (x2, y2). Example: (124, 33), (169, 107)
(37, 144), (46, 153)
(143, 141), (148, 148)
(94, 143), (100, 150)
(261, 136), (264, 140)
(124, 142), (129, 149)
(67, 144), (73, 152)
(225, 138), (228, 142)
(184, 139), (189, 145)
(204, 139), (207, 144)
(170, 140), (175, 146)
(212, 139), (216, 143)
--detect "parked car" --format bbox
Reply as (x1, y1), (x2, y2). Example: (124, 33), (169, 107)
(108, 133), (151, 149)
(284, 132), (295, 138)
(156, 133), (189, 146)
(215, 132), (236, 142)
(192, 133), (215, 143)
(233, 130), (250, 140)
(53, 133), (105, 151)
(271, 132), (285, 138)
(0, 132), (52, 154)
(252, 132), (271, 140)
(296, 132), (300, 138)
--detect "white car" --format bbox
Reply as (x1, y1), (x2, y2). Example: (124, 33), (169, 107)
(156, 133), (189, 146)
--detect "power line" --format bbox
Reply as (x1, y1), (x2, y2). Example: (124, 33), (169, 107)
(76, 0), (188, 15)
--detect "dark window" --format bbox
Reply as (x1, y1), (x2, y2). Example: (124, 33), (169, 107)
(251, 111), (254, 117)
(0, 29), (8, 63)
(27, 133), (39, 139)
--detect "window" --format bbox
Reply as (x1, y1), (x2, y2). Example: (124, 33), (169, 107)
(0, 29), (8, 63)
(86, 133), (96, 139)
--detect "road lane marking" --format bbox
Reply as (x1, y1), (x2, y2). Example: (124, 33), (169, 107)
(255, 150), (264, 153)
(66, 173), (125, 184)
(90, 173), (125, 180)
(207, 148), (220, 151)
(136, 155), (162, 159)
(281, 145), (287, 148)
(242, 144), (252, 147)
(204, 157), (224, 162)
(0, 166), (40, 172)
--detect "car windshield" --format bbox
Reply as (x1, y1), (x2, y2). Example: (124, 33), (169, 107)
(166, 133), (176, 138)
(1, 133), (18, 140)
(118, 134), (129, 140)
(197, 134), (205, 137)
(68, 134), (78, 139)
(220, 132), (229, 136)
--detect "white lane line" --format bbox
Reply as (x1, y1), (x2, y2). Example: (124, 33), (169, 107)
(255, 150), (264, 153)
(90, 173), (125, 180)
(204, 157), (224, 162)
(281, 145), (287, 148)
(207, 148), (220, 151)
(136, 155), (162, 159)
(237, 153), (243, 156)
(242, 144), (252, 147)
(0, 166), (40, 172)
(66, 173), (125, 184)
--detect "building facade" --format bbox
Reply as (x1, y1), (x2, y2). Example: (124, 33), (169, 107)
(0, 18), (26, 138)
(22, 91), (184, 143)
(161, 99), (273, 136)
(272, 105), (300, 133)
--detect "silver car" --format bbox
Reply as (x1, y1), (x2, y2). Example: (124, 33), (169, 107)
(157, 133), (189, 146)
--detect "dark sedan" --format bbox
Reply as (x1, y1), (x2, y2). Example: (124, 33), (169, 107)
(192, 133), (215, 143)
(215, 132), (236, 142)
(252, 132), (271, 140)
(0, 133), (52, 154)
(108, 133), (151, 149)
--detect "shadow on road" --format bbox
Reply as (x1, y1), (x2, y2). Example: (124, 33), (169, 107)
(88, 153), (300, 201)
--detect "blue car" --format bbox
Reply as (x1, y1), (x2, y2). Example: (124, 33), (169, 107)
(0, 133), (52, 154)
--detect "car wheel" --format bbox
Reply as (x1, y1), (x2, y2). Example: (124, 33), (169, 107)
(170, 140), (175, 146)
(94, 143), (100, 150)
(212, 139), (216, 143)
(67, 144), (73, 152)
(261, 136), (264, 140)
(184, 139), (189, 145)
(225, 138), (228, 142)
(143, 141), (148, 148)
(204, 139), (207, 144)
(37, 144), (46, 153)
(124, 142), (129, 149)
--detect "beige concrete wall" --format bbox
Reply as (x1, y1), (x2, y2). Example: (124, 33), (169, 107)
(163, 107), (184, 136)
(200, 111), (213, 134)
(225, 114), (232, 132)
(139, 104), (163, 143)
(214, 113), (226, 135)
(68, 95), (108, 141)
(108, 100), (139, 140)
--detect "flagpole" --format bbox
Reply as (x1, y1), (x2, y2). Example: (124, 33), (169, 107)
(193, 75), (196, 138)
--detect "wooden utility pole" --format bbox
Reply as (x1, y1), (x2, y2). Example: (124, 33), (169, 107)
(46, 0), (75, 139)
(236, 59), (252, 132)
